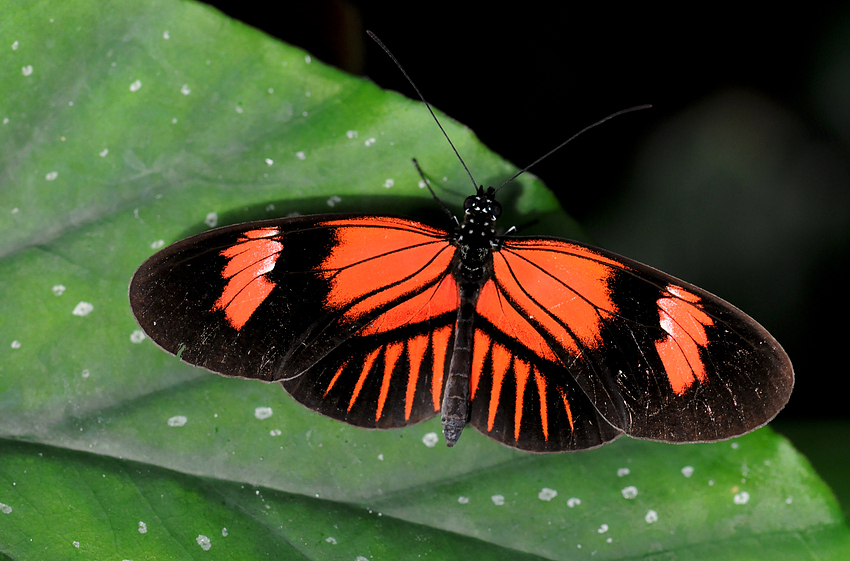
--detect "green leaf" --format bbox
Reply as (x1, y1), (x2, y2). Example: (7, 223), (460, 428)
(1, 1), (848, 560)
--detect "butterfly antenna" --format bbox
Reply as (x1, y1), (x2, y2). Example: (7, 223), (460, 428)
(368, 31), (479, 191)
(495, 104), (652, 193)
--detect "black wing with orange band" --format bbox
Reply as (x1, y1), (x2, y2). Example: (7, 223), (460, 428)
(130, 215), (793, 452)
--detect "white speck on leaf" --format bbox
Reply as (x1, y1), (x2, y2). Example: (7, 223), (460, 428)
(598, 524), (609, 534)
(130, 330), (145, 343)
(138, 521), (147, 533)
(383, 179), (394, 188)
(52, 284), (66, 296)
(22, 65), (33, 76)
(196, 535), (211, 551)
(72, 301), (94, 316)
(0, 503), (12, 514)
(254, 407), (273, 420)
(458, 496), (469, 504)
(205, 212), (218, 228)
(99, 148), (108, 157)
(11, 341), (21, 349)
(645, 510), (658, 523)
(129, 80), (142, 92)
(621, 486), (638, 499)
(538, 488), (558, 501)
(45, 171), (58, 180)
(163, 30), (170, 39)
(567, 497), (581, 508)
(295, 151), (306, 160)
(167, 415), (187, 427)
(346, 130), (358, 139)
(180, 84), (191, 95)
(422, 432), (438, 447)
(733, 491), (750, 505)
(325, 537), (337, 544)
(617, 467), (630, 477)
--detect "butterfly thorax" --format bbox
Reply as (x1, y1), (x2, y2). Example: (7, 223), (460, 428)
(452, 186), (501, 285)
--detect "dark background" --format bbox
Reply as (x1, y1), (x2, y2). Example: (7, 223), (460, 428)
(199, 1), (850, 428)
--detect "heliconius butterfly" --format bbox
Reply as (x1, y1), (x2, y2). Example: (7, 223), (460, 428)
(129, 33), (793, 453)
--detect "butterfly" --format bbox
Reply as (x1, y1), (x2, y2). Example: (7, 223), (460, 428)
(128, 34), (793, 453)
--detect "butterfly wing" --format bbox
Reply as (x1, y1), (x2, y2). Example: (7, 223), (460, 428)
(130, 215), (459, 428)
(470, 236), (793, 450)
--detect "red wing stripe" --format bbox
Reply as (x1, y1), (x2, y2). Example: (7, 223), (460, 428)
(405, 334), (428, 421)
(430, 326), (452, 412)
(487, 343), (512, 431)
(558, 387), (574, 432)
(324, 361), (347, 397)
(533, 367), (549, 441)
(347, 348), (381, 412)
(376, 342), (403, 421)
(655, 285), (714, 394)
(212, 228), (282, 330)
(470, 329), (491, 401)
(513, 359), (531, 441)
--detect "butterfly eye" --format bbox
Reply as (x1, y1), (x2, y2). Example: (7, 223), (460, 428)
(491, 201), (502, 219)
(463, 196), (478, 213)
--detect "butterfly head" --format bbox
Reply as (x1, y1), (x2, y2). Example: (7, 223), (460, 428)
(457, 186), (502, 245)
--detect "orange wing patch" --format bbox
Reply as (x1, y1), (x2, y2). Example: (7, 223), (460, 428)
(492, 239), (620, 355)
(655, 285), (714, 395)
(317, 218), (457, 326)
(212, 227), (283, 330)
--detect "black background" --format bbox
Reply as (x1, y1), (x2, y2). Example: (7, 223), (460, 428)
(198, 0), (850, 425)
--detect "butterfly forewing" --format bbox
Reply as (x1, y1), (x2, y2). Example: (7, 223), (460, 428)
(490, 237), (794, 443)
